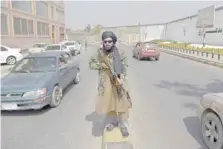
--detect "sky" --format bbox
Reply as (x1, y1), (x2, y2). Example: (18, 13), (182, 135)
(64, 1), (223, 29)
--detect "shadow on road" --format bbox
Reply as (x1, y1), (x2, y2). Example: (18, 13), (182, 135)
(85, 111), (106, 137)
(183, 117), (208, 149)
(85, 111), (117, 137)
(1, 106), (50, 117)
(154, 79), (223, 97)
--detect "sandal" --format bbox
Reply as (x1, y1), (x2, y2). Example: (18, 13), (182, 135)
(120, 126), (129, 137)
(106, 123), (116, 131)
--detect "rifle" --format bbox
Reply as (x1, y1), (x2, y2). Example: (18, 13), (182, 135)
(98, 49), (132, 106)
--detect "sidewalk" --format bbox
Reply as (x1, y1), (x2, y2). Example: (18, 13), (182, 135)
(161, 48), (223, 68)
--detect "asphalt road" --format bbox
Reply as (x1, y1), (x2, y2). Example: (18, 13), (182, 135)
(1, 45), (223, 149)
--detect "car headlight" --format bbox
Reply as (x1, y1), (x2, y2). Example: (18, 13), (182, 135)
(23, 88), (46, 98)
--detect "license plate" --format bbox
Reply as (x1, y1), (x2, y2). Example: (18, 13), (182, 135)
(1, 103), (18, 110)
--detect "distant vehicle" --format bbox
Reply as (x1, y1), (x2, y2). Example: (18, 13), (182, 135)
(28, 43), (49, 53)
(44, 44), (71, 55)
(0, 45), (23, 65)
(197, 93), (223, 149)
(132, 42), (160, 61)
(63, 41), (81, 56)
(1, 51), (80, 111)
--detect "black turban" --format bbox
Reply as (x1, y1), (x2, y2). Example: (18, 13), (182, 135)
(101, 31), (117, 44)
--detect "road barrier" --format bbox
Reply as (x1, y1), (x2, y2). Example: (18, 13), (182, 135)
(157, 42), (223, 68)
(159, 43), (223, 60)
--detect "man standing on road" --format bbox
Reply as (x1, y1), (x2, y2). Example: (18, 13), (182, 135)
(84, 37), (88, 50)
(89, 31), (132, 137)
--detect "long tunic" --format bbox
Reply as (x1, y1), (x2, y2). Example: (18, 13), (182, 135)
(89, 48), (132, 115)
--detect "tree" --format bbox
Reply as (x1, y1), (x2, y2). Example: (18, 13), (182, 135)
(90, 24), (103, 35)
(85, 24), (91, 33)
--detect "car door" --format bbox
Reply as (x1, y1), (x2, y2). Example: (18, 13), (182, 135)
(0, 46), (9, 63)
(61, 53), (75, 83)
(58, 55), (70, 89)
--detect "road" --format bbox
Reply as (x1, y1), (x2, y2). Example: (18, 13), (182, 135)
(1, 45), (223, 149)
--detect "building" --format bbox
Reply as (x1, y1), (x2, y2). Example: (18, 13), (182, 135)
(100, 23), (165, 45)
(0, 1), (66, 49)
(100, 5), (223, 46)
(161, 6), (223, 46)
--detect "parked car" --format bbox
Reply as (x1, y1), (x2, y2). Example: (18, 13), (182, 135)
(28, 43), (48, 53)
(1, 51), (80, 111)
(132, 42), (160, 61)
(197, 93), (223, 149)
(44, 44), (71, 55)
(0, 45), (23, 65)
(63, 41), (81, 56)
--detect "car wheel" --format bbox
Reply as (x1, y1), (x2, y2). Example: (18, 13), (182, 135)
(6, 56), (16, 65)
(49, 85), (62, 108)
(73, 69), (80, 84)
(201, 112), (223, 149)
(74, 51), (77, 56)
(155, 57), (159, 61)
(137, 54), (141, 61)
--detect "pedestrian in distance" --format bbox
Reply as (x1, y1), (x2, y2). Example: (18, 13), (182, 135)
(89, 31), (132, 137)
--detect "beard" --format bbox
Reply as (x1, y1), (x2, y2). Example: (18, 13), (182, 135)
(103, 44), (113, 51)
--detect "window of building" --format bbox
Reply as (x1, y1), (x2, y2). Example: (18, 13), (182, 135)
(59, 27), (65, 40)
(56, 8), (64, 23)
(37, 22), (49, 36)
(37, 22), (41, 35)
(28, 20), (34, 35)
(21, 18), (28, 35)
(11, 1), (32, 14)
(1, 14), (8, 35)
(51, 6), (54, 19)
(36, 1), (48, 18)
(13, 17), (34, 36)
(13, 17), (21, 35)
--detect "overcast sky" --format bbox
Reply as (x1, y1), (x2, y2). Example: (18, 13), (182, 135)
(64, 1), (223, 29)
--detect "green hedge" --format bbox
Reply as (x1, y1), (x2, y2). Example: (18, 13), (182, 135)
(159, 43), (223, 55)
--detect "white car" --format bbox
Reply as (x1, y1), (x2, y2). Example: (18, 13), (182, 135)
(197, 93), (223, 149)
(44, 44), (71, 55)
(63, 41), (81, 56)
(0, 45), (23, 65)
(28, 43), (48, 53)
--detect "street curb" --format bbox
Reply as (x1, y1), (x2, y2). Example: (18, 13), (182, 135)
(161, 49), (223, 69)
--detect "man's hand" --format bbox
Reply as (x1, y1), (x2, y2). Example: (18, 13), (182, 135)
(116, 78), (123, 85)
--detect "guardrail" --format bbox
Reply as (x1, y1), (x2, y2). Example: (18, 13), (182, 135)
(157, 43), (223, 68)
(158, 43), (223, 61)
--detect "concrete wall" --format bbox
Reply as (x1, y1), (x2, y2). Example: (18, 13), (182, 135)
(140, 25), (165, 42)
(161, 6), (223, 46)
(100, 26), (140, 45)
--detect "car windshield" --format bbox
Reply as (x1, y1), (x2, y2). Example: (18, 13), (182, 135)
(11, 57), (57, 73)
(33, 44), (46, 48)
(143, 43), (153, 48)
(64, 42), (75, 46)
(45, 45), (61, 51)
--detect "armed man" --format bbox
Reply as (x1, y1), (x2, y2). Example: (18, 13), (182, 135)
(89, 31), (132, 137)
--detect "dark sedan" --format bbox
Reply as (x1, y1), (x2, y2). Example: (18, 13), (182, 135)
(1, 51), (80, 111)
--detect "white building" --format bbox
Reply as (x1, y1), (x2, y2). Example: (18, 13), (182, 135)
(140, 25), (165, 42)
(160, 6), (223, 46)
